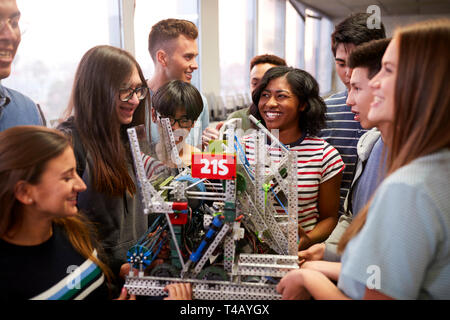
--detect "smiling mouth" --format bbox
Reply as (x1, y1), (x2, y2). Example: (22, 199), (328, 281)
(0, 50), (14, 62)
(120, 106), (135, 114)
(371, 96), (384, 108)
(263, 111), (283, 120)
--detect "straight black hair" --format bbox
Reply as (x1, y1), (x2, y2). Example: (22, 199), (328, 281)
(152, 80), (203, 122)
(331, 13), (386, 56)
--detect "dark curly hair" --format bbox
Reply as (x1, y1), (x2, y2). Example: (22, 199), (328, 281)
(249, 66), (326, 136)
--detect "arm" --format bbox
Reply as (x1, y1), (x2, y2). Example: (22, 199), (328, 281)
(301, 260), (341, 282)
(298, 172), (342, 250)
(276, 269), (350, 300)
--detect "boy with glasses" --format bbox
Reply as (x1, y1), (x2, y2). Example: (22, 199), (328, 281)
(151, 80), (203, 168)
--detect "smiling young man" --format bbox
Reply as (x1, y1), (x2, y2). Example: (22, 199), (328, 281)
(302, 38), (391, 262)
(0, 0), (44, 132)
(318, 13), (386, 217)
(146, 18), (209, 150)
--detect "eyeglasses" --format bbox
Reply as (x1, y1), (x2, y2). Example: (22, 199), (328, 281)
(169, 117), (194, 128)
(119, 86), (148, 102)
(156, 112), (194, 128)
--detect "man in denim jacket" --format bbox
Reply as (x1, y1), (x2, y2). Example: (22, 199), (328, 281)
(0, 0), (44, 132)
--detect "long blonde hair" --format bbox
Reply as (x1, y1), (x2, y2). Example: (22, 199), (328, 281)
(338, 18), (450, 253)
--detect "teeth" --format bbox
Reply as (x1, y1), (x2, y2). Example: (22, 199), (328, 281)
(373, 96), (383, 103)
(0, 51), (11, 58)
(265, 112), (281, 119)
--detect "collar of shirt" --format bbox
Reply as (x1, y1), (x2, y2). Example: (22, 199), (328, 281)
(266, 131), (307, 149)
(0, 82), (11, 107)
(0, 83), (11, 118)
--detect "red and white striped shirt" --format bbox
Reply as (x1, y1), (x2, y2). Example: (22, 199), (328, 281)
(243, 134), (344, 232)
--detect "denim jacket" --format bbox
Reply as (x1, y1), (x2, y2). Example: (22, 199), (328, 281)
(0, 83), (43, 132)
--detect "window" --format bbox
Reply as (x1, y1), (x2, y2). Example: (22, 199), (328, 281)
(304, 8), (333, 96)
(285, 1), (305, 69)
(133, 0), (200, 88)
(218, 0), (256, 97)
(257, 0), (286, 57)
(4, 0), (120, 125)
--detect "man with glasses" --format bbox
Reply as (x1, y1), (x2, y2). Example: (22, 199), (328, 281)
(146, 18), (209, 151)
(0, 0), (44, 132)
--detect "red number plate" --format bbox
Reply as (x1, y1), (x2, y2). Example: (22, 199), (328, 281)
(191, 153), (236, 180)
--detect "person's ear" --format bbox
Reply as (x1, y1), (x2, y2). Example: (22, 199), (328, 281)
(14, 181), (34, 205)
(156, 49), (168, 67)
(299, 102), (307, 112)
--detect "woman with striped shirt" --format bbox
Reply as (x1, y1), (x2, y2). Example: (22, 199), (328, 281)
(245, 66), (344, 251)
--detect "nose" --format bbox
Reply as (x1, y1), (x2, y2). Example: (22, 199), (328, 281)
(74, 173), (87, 193)
(346, 90), (355, 106)
(0, 21), (19, 40)
(266, 95), (278, 108)
(127, 92), (140, 105)
(191, 59), (198, 70)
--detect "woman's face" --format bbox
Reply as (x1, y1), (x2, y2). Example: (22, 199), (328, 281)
(26, 147), (86, 218)
(258, 76), (304, 133)
(115, 65), (144, 125)
(368, 37), (398, 126)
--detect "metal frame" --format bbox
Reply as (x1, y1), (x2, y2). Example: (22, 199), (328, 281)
(125, 117), (300, 299)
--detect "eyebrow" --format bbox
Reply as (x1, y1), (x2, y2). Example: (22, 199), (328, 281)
(335, 58), (346, 63)
(9, 11), (21, 19)
(120, 81), (144, 88)
(61, 168), (75, 176)
(263, 89), (291, 94)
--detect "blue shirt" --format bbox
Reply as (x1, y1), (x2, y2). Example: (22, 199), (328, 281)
(339, 149), (450, 299)
(318, 90), (367, 215)
(352, 136), (386, 217)
(0, 83), (43, 132)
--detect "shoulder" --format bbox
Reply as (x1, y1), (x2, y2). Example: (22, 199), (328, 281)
(228, 107), (249, 119)
(368, 150), (450, 236)
(386, 150), (450, 187)
(357, 128), (381, 159)
(302, 137), (339, 153)
(200, 92), (209, 108)
(57, 117), (76, 137)
(381, 150), (450, 203)
(324, 90), (348, 105)
(2, 86), (37, 107)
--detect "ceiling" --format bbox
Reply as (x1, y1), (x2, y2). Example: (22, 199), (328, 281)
(295, 0), (450, 20)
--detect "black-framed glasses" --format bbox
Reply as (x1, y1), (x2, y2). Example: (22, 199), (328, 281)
(156, 112), (194, 128)
(119, 86), (148, 102)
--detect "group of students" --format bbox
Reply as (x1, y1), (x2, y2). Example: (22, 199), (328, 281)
(0, 0), (448, 300)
